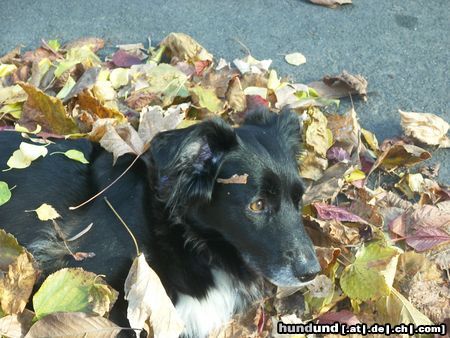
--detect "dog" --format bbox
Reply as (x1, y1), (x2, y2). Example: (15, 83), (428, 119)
(0, 107), (320, 337)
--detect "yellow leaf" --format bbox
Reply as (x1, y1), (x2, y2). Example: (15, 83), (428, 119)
(0, 64), (17, 78)
(243, 86), (268, 99)
(345, 169), (366, 183)
(6, 150), (32, 169)
(32, 203), (61, 221)
(14, 123), (42, 134)
(110, 68), (130, 89)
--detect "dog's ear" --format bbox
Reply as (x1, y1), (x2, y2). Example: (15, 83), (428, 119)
(244, 106), (301, 157)
(149, 118), (238, 217)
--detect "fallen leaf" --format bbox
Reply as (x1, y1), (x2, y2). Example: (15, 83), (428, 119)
(0, 181), (12, 206)
(302, 162), (353, 205)
(406, 227), (450, 252)
(300, 149), (328, 181)
(0, 310), (34, 338)
(5, 142), (48, 170)
(304, 108), (333, 157)
(0, 230), (39, 315)
(399, 110), (450, 147)
(284, 52), (306, 66)
(33, 268), (118, 320)
(18, 82), (79, 135)
(340, 242), (401, 302)
(0, 85), (28, 105)
(315, 246), (341, 271)
(217, 174), (249, 184)
(160, 32), (213, 63)
(313, 202), (368, 224)
(50, 149), (89, 164)
(327, 146), (350, 163)
(309, 0), (352, 8)
(190, 85), (223, 113)
(28, 203), (61, 221)
(233, 55), (272, 75)
(225, 76), (246, 112)
(77, 90), (126, 122)
(25, 312), (121, 338)
(63, 66), (101, 102)
(374, 143), (431, 171)
(110, 68), (130, 89)
(138, 104), (188, 145)
(112, 49), (142, 68)
(0, 64), (17, 78)
(378, 288), (434, 330)
(318, 310), (360, 325)
(309, 70), (367, 100)
(125, 254), (184, 337)
(99, 124), (144, 164)
(63, 37), (105, 53)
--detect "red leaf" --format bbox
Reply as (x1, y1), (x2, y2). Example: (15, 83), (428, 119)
(318, 310), (360, 325)
(313, 202), (368, 224)
(112, 50), (142, 68)
(246, 95), (269, 111)
(406, 227), (450, 252)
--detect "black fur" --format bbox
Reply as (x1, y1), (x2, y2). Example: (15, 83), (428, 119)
(0, 107), (320, 337)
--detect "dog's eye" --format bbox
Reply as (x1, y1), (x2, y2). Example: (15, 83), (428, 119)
(249, 199), (265, 212)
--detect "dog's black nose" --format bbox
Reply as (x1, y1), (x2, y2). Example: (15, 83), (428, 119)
(298, 271), (318, 283)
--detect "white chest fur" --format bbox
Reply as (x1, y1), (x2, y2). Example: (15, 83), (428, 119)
(175, 269), (260, 338)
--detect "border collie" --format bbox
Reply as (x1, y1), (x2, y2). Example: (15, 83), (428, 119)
(0, 107), (320, 337)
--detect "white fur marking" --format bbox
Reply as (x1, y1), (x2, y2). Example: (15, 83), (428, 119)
(175, 269), (260, 338)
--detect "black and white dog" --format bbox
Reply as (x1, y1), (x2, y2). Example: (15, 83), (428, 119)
(0, 107), (320, 337)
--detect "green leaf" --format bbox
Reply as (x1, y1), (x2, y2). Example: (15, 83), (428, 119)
(340, 242), (400, 302)
(190, 85), (223, 113)
(33, 268), (118, 320)
(47, 39), (60, 51)
(0, 103), (23, 119)
(63, 149), (89, 164)
(0, 181), (12, 206)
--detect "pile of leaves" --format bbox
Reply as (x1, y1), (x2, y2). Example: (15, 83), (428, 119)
(0, 33), (449, 338)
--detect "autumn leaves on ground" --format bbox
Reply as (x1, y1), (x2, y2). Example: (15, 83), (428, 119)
(0, 33), (449, 337)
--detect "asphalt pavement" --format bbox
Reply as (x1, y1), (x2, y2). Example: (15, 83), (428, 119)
(1, 0), (449, 183)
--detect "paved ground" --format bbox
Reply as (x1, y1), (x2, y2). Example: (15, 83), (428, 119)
(1, 0), (449, 183)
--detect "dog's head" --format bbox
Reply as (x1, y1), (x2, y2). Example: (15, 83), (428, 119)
(149, 107), (320, 287)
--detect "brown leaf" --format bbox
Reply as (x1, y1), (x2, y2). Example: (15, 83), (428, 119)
(125, 90), (161, 111)
(406, 227), (450, 252)
(160, 32), (213, 63)
(0, 45), (21, 64)
(225, 76), (247, 113)
(99, 124), (144, 164)
(25, 312), (121, 338)
(372, 143), (431, 172)
(0, 309), (34, 338)
(124, 254), (184, 337)
(310, 70), (366, 100)
(313, 202), (368, 224)
(63, 66), (101, 102)
(63, 37), (105, 53)
(302, 162), (353, 205)
(315, 246), (341, 271)
(18, 82), (79, 135)
(0, 252), (39, 315)
(77, 90), (126, 122)
(309, 0), (352, 8)
(112, 49), (142, 68)
(300, 150), (328, 181)
(318, 310), (360, 325)
(327, 108), (361, 154)
(217, 174), (249, 185)
(22, 47), (58, 63)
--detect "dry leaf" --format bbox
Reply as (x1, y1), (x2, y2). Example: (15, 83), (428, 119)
(284, 52), (306, 66)
(160, 32), (213, 63)
(31, 203), (61, 221)
(399, 110), (450, 147)
(125, 254), (184, 338)
(25, 312), (121, 338)
(309, 0), (352, 8)
(0, 310), (34, 338)
(217, 174), (249, 184)
(18, 82), (79, 135)
(309, 70), (367, 100)
(225, 76), (247, 112)
(99, 124), (144, 164)
(77, 90), (126, 122)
